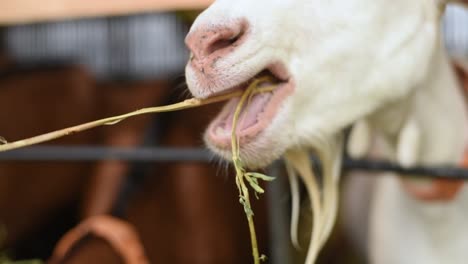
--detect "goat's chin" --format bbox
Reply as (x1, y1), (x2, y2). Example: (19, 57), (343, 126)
(204, 131), (287, 169)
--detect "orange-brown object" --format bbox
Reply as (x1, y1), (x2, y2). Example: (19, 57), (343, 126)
(454, 61), (468, 94)
(401, 178), (464, 202)
(50, 215), (149, 264)
(51, 236), (124, 264)
(403, 154), (465, 201)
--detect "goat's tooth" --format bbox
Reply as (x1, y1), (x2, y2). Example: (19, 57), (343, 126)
(216, 126), (231, 137)
(216, 127), (224, 136)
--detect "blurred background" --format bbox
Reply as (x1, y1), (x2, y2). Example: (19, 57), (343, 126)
(0, 1), (465, 264)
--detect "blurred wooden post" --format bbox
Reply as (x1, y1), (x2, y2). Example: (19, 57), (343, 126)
(0, 0), (213, 25)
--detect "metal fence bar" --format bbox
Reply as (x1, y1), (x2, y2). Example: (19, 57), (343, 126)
(344, 159), (468, 180)
(0, 146), (213, 162)
(0, 146), (468, 180)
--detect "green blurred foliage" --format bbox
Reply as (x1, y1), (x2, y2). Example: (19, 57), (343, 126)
(0, 225), (42, 264)
(176, 10), (203, 24)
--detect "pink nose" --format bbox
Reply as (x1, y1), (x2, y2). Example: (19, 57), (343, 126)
(185, 20), (247, 60)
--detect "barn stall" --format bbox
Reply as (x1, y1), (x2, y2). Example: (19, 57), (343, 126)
(0, 1), (466, 264)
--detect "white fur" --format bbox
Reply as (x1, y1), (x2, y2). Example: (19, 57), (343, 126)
(186, 0), (468, 263)
(367, 39), (468, 264)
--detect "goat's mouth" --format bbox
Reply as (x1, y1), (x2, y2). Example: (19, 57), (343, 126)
(206, 64), (294, 149)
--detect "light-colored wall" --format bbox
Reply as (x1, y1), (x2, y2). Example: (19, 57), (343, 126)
(0, 0), (213, 25)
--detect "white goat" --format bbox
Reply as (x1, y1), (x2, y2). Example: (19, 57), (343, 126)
(184, 0), (468, 263)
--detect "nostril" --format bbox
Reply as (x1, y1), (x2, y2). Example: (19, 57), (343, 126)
(206, 32), (243, 55)
(186, 20), (248, 59)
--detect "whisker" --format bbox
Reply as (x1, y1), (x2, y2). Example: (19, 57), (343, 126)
(171, 81), (191, 101)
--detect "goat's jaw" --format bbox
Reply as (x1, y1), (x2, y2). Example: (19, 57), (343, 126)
(202, 70), (295, 169)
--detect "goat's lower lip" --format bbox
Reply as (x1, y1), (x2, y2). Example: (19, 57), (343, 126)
(206, 80), (294, 148)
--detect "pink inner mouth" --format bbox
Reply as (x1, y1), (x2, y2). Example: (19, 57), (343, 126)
(207, 79), (294, 148)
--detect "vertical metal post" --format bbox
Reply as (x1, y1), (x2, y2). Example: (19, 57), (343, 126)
(266, 162), (292, 264)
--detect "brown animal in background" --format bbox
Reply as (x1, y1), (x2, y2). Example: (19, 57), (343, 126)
(125, 106), (269, 264)
(81, 80), (170, 218)
(54, 104), (269, 264)
(0, 65), (167, 262)
(0, 66), (98, 246)
(454, 61), (468, 93)
(51, 80), (171, 264)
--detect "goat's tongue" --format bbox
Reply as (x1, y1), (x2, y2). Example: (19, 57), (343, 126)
(218, 90), (273, 135)
(238, 92), (272, 129)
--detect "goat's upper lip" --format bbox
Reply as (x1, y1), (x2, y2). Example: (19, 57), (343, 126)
(205, 63), (294, 148)
(204, 63), (290, 98)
